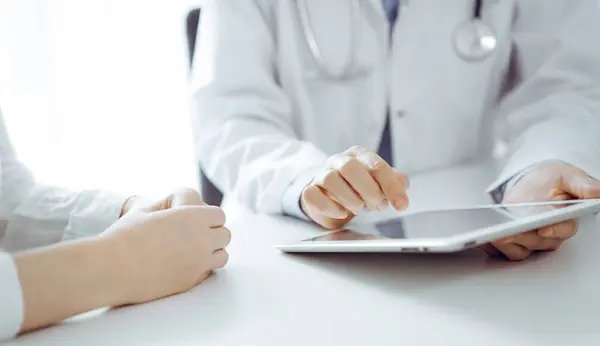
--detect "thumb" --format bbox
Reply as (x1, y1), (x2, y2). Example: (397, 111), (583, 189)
(561, 173), (600, 199)
(168, 188), (207, 207)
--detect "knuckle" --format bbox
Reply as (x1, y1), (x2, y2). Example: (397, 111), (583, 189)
(321, 170), (341, 188)
(339, 158), (361, 175)
(326, 153), (350, 168)
(302, 187), (327, 212)
(367, 158), (386, 171)
(302, 185), (321, 202)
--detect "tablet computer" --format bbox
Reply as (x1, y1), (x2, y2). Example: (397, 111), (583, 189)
(275, 199), (600, 253)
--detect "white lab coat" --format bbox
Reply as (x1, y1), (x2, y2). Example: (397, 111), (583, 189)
(192, 0), (600, 214)
(0, 107), (126, 340)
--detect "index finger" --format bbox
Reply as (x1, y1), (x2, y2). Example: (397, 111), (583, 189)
(355, 151), (409, 211)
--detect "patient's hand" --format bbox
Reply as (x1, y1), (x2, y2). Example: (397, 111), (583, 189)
(479, 163), (600, 261)
(105, 188), (231, 305)
(120, 187), (210, 216)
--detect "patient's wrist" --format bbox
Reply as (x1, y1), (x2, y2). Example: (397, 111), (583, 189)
(92, 236), (134, 307)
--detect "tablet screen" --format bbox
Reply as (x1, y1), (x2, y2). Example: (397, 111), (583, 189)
(305, 202), (575, 242)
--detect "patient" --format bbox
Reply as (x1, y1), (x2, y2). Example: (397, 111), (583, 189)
(0, 107), (231, 340)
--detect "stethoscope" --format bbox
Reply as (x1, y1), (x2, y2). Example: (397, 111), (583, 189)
(451, 0), (498, 62)
(296, 0), (498, 81)
(296, 0), (363, 80)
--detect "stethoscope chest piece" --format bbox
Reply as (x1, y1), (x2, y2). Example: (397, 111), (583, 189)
(452, 19), (497, 62)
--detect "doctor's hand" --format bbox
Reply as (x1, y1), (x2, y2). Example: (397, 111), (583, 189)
(479, 163), (600, 261)
(301, 146), (410, 229)
(104, 188), (231, 305)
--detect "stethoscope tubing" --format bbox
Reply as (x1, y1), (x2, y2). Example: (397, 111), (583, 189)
(296, 0), (495, 80)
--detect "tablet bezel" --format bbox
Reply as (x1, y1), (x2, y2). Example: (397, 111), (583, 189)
(275, 199), (600, 253)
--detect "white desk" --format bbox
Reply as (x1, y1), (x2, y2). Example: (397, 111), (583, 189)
(7, 164), (600, 346)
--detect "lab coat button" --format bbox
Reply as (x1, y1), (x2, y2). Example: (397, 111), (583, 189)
(395, 110), (406, 118)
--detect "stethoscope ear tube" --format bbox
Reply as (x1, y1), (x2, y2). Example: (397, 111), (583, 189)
(297, 0), (498, 81)
(296, 0), (361, 80)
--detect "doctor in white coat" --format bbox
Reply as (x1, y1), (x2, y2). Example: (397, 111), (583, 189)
(192, 0), (600, 261)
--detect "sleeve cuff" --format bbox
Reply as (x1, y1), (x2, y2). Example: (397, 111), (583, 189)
(281, 168), (321, 221)
(63, 190), (127, 241)
(488, 164), (540, 203)
(0, 252), (24, 341)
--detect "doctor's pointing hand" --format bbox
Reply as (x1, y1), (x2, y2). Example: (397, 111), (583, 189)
(301, 146), (410, 229)
(192, 0), (600, 261)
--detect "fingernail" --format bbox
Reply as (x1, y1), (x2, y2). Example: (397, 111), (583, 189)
(377, 199), (389, 210)
(539, 228), (554, 237)
(393, 196), (407, 211)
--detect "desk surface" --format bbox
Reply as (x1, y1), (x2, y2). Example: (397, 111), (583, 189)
(8, 164), (600, 346)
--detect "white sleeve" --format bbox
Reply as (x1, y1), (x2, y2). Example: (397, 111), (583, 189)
(0, 108), (126, 253)
(488, 0), (600, 191)
(0, 252), (24, 341)
(192, 0), (328, 214)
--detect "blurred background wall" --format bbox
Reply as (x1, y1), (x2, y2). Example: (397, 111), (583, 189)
(0, 0), (205, 198)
